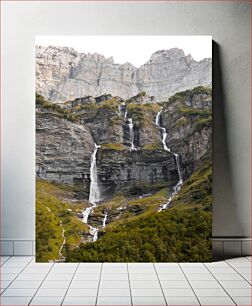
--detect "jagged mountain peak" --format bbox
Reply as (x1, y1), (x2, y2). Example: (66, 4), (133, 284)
(36, 45), (211, 103)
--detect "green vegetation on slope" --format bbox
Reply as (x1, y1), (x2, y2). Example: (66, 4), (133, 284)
(168, 86), (212, 104)
(65, 163), (212, 262)
(36, 179), (89, 262)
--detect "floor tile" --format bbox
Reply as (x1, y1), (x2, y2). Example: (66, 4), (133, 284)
(45, 273), (73, 281)
(198, 296), (236, 305)
(129, 273), (157, 281)
(160, 280), (191, 288)
(8, 280), (42, 289)
(66, 288), (98, 296)
(163, 288), (195, 296)
(62, 296), (96, 305)
(50, 265), (78, 274)
(241, 273), (252, 283)
(180, 263), (205, 267)
(128, 268), (155, 273)
(130, 281), (160, 289)
(9, 256), (33, 261)
(132, 296), (166, 305)
(208, 267), (236, 274)
(227, 257), (250, 263)
(40, 280), (71, 288)
(3, 261), (28, 268)
(194, 288), (228, 296)
(27, 262), (53, 268)
(2, 288), (37, 296)
(185, 273), (215, 281)
(35, 287), (67, 296)
(232, 296), (252, 305)
(76, 267), (101, 274)
(155, 263), (180, 267)
(16, 273), (46, 281)
(102, 267), (127, 273)
(165, 296), (200, 305)
(74, 273), (100, 281)
(0, 280), (12, 288)
(214, 273), (245, 281)
(0, 296), (32, 305)
(99, 281), (129, 289)
(22, 267), (50, 274)
(1, 267), (23, 274)
(225, 288), (252, 296)
(158, 273), (186, 281)
(235, 267), (251, 274)
(30, 296), (64, 305)
(97, 296), (132, 305)
(155, 267), (182, 273)
(205, 262), (230, 268)
(128, 263), (153, 268)
(219, 280), (252, 288)
(79, 263), (102, 267)
(70, 280), (99, 289)
(1, 274), (17, 281)
(228, 261), (252, 268)
(131, 288), (163, 296)
(0, 256), (10, 264)
(189, 280), (221, 288)
(98, 288), (130, 296)
(101, 273), (128, 281)
(182, 267), (209, 274)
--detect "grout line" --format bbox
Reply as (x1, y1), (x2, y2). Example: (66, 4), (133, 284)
(127, 263), (133, 306)
(153, 263), (168, 306)
(0, 256), (34, 296)
(61, 263), (80, 306)
(28, 261), (55, 305)
(203, 263), (238, 305)
(178, 263), (201, 306)
(95, 262), (103, 306)
(225, 260), (252, 286)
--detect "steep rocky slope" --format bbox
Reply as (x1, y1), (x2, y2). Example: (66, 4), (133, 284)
(36, 46), (211, 103)
(36, 86), (212, 202)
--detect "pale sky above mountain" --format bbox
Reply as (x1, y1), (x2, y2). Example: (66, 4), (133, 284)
(36, 36), (212, 68)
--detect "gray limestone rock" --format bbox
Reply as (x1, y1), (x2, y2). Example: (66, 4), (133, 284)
(36, 46), (211, 103)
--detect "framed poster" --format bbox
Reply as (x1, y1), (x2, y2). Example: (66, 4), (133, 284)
(35, 36), (212, 262)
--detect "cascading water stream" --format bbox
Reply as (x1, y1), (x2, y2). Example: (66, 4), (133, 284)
(128, 118), (136, 150)
(119, 101), (136, 151)
(82, 143), (101, 242)
(155, 107), (183, 211)
(102, 212), (108, 228)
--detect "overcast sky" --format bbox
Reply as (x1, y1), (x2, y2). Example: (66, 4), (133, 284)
(36, 36), (212, 68)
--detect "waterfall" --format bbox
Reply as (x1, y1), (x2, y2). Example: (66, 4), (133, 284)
(128, 118), (136, 150)
(89, 144), (101, 203)
(102, 212), (108, 228)
(155, 108), (183, 211)
(82, 143), (101, 242)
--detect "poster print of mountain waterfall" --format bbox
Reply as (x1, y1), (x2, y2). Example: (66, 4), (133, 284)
(36, 36), (212, 262)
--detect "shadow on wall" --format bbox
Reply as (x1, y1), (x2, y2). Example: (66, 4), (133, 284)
(212, 41), (245, 239)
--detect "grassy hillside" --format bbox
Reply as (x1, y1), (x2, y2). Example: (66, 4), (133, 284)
(65, 162), (212, 262)
(36, 180), (89, 262)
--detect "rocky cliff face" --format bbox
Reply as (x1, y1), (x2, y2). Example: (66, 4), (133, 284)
(36, 87), (212, 202)
(36, 46), (211, 103)
(36, 111), (94, 197)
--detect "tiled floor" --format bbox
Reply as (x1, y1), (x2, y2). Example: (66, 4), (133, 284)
(0, 256), (251, 305)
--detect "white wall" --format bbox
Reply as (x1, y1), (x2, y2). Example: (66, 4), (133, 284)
(1, 2), (250, 248)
